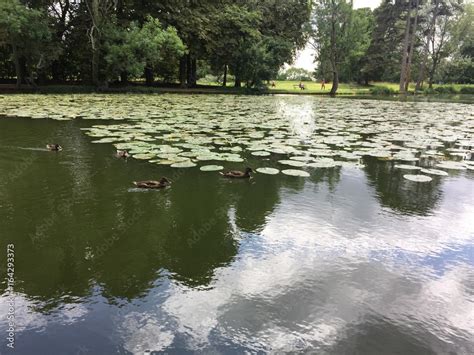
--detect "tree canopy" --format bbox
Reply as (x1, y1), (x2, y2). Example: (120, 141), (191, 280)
(0, 0), (472, 91)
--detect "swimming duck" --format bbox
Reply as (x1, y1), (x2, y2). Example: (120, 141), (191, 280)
(133, 177), (171, 189)
(220, 167), (253, 178)
(46, 144), (62, 151)
(116, 150), (130, 158)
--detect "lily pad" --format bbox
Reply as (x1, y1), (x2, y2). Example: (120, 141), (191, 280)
(251, 151), (271, 157)
(281, 169), (310, 177)
(171, 161), (197, 168)
(200, 165), (224, 172)
(256, 167), (279, 175)
(419, 168), (449, 176)
(436, 162), (467, 170)
(278, 160), (306, 167)
(394, 164), (421, 170)
(403, 174), (433, 182)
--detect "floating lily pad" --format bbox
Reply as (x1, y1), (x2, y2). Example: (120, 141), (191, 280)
(278, 160), (306, 167)
(436, 162), (467, 170)
(282, 169), (310, 177)
(419, 168), (449, 176)
(307, 161), (337, 168)
(133, 153), (156, 160)
(251, 151), (271, 157)
(256, 167), (279, 175)
(171, 161), (197, 168)
(403, 174), (432, 182)
(394, 164), (421, 170)
(200, 165), (224, 172)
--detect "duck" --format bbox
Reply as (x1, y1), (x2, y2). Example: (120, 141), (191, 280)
(133, 177), (171, 189)
(116, 150), (130, 158)
(46, 144), (62, 151)
(220, 167), (253, 178)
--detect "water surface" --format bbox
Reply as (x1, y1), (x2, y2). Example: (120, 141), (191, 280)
(0, 95), (473, 354)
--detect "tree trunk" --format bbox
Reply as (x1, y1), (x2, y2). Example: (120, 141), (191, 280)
(144, 66), (153, 86)
(415, 0), (438, 91)
(222, 65), (227, 87)
(179, 56), (186, 88)
(91, 43), (99, 86)
(399, 2), (412, 94)
(12, 45), (22, 89)
(329, 0), (338, 96)
(120, 71), (128, 85)
(330, 70), (339, 96)
(89, 0), (100, 86)
(186, 56), (197, 88)
(404, 0), (419, 92)
(234, 74), (241, 88)
(51, 60), (61, 83)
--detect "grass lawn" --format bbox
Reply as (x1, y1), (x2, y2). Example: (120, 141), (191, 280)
(198, 79), (474, 95)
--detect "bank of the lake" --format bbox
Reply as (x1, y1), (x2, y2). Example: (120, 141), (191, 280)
(1, 81), (474, 101)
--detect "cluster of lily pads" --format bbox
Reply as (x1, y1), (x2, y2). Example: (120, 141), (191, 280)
(0, 94), (473, 180)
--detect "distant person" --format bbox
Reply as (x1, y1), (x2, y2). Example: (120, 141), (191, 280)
(321, 79), (326, 90)
(299, 81), (305, 90)
(271, 81), (276, 88)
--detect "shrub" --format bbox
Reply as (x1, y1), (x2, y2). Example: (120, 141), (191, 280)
(369, 86), (395, 95)
(460, 86), (474, 94)
(434, 86), (457, 94)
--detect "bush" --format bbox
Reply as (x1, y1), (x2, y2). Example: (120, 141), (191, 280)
(369, 86), (395, 95)
(422, 87), (436, 94)
(434, 86), (457, 94)
(460, 86), (474, 94)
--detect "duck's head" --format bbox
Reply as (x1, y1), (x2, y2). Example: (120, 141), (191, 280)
(245, 167), (253, 174)
(160, 177), (171, 184)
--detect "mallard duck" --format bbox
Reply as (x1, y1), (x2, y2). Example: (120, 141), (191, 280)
(133, 177), (171, 189)
(220, 167), (253, 178)
(116, 150), (130, 158)
(46, 144), (62, 151)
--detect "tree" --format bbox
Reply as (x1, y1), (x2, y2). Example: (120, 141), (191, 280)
(339, 7), (375, 83)
(0, 0), (53, 88)
(277, 67), (313, 81)
(399, 0), (421, 93)
(312, 0), (354, 94)
(362, 0), (406, 83)
(104, 17), (185, 83)
(429, 0), (462, 88)
(206, 3), (261, 87)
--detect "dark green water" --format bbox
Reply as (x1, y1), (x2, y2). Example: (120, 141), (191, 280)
(0, 95), (473, 354)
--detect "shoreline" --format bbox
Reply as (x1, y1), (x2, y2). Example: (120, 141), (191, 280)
(0, 84), (473, 103)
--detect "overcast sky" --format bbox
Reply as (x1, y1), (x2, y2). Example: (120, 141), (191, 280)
(290, 0), (382, 71)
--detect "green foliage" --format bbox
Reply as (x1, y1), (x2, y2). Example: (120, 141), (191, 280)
(369, 86), (396, 95)
(339, 8), (375, 83)
(277, 67), (313, 81)
(434, 85), (457, 94)
(362, 1), (405, 82)
(0, 0), (54, 82)
(104, 16), (185, 82)
(460, 86), (474, 94)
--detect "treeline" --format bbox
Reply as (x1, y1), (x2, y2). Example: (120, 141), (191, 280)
(0, 0), (472, 92)
(312, 0), (473, 94)
(0, 0), (311, 88)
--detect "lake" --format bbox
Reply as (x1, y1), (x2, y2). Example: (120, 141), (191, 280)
(0, 94), (473, 354)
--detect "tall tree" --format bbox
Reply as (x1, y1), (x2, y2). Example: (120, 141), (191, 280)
(399, 0), (420, 93)
(362, 0), (406, 83)
(312, 0), (353, 94)
(0, 0), (53, 88)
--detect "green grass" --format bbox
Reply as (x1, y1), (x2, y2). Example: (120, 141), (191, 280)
(197, 79), (474, 95)
(3, 80), (473, 97)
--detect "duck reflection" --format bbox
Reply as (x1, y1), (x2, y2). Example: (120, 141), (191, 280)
(363, 158), (443, 216)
